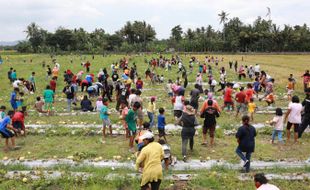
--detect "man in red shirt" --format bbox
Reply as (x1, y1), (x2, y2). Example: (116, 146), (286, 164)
(223, 83), (234, 111)
(235, 87), (247, 117)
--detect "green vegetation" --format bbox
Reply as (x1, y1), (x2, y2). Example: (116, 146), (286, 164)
(0, 53), (309, 189)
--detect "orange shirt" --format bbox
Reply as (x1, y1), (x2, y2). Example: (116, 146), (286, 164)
(200, 100), (221, 113)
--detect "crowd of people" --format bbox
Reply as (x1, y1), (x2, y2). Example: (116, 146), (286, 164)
(1, 54), (309, 190)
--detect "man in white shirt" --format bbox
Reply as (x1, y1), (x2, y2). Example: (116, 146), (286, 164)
(254, 173), (280, 190)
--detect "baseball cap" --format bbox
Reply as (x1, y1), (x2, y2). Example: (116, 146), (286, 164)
(140, 131), (154, 140)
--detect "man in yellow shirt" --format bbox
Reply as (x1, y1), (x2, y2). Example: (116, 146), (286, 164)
(136, 131), (164, 190)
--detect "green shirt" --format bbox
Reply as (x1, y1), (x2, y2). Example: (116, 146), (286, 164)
(125, 109), (136, 131)
(43, 89), (54, 103)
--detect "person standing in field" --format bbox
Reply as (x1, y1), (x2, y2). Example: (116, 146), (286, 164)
(178, 104), (198, 162)
(248, 98), (256, 122)
(236, 115), (256, 173)
(136, 131), (163, 190)
(146, 97), (156, 128)
(284, 95), (302, 143)
(200, 100), (220, 146)
(235, 87), (247, 117)
(126, 102), (141, 152)
(268, 108), (284, 144)
(100, 98), (112, 143)
(10, 88), (19, 111)
(43, 85), (54, 115)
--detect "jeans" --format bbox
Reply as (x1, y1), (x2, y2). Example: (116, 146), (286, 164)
(147, 112), (154, 128)
(272, 130), (283, 142)
(67, 99), (73, 112)
(182, 136), (194, 156)
(235, 147), (252, 172)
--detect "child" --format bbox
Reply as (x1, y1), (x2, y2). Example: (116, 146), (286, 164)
(253, 78), (260, 98)
(248, 98), (256, 121)
(50, 76), (57, 93)
(34, 97), (47, 113)
(43, 85), (54, 115)
(0, 111), (18, 151)
(286, 78), (294, 100)
(0, 106), (6, 122)
(146, 97), (156, 128)
(157, 108), (167, 142)
(126, 102), (141, 152)
(268, 108), (284, 144)
(100, 98), (112, 143)
(120, 101), (129, 138)
(95, 97), (104, 111)
(135, 77), (143, 90)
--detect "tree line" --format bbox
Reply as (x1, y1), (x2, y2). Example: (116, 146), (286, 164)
(16, 14), (310, 53)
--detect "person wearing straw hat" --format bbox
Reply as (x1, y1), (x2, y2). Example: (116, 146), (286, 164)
(136, 131), (163, 190)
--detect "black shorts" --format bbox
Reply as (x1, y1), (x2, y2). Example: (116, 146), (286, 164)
(174, 110), (183, 118)
(203, 124), (216, 137)
(286, 122), (299, 132)
(13, 121), (23, 130)
(0, 129), (15, 139)
(129, 130), (136, 137)
(158, 128), (166, 137)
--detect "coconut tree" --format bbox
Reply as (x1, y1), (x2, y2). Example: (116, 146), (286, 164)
(218, 11), (229, 42)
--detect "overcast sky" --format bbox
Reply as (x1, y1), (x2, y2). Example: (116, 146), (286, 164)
(1, 0), (309, 41)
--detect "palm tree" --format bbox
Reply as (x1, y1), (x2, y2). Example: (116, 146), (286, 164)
(218, 11), (229, 42)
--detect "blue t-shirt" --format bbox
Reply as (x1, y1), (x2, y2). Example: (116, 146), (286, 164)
(86, 75), (92, 83)
(0, 116), (10, 132)
(100, 105), (109, 120)
(253, 81), (260, 91)
(10, 92), (16, 103)
(157, 114), (166, 129)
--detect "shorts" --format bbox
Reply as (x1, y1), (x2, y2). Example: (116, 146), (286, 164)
(102, 118), (111, 127)
(174, 110), (183, 118)
(203, 124), (215, 137)
(286, 122), (299, 132)
(13, 121), (24, 130)
(224, 101), (234, 107)
(128, 130), (136, 137)
(0, 129), (15, 138)
(236, 103), (247, 112)
(287, 89), (294, 95)
(11, 102), (17, 110)
(45, 102), (53, 111)
(158, 128), (166, 137)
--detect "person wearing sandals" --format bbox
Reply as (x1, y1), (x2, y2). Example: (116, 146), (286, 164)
(200, 100), (220, 146)
(177, 104), (198, 162)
